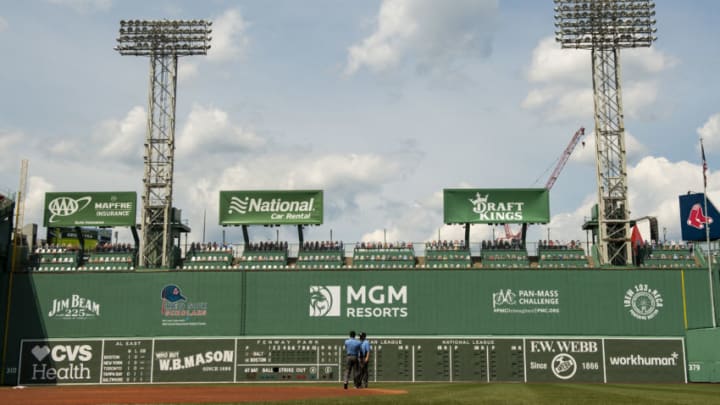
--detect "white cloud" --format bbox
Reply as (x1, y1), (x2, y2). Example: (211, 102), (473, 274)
(698, 112), (720, 151)
(0, 130), (23, 151)
(46, 0), (112, 13)
(628, 156), (705, 241)
(524, 36), (674, 123)
(97, 106), (146, 162)
(540, 156), (708, 244)
(178, 63), (199, 83)
(208, 153), (399, 193)
(345, 0), (498, 75)
(174, 151), (405, 244)
(622, 80), (659, 118)
(0, 130), (24, 174)
(572, 130), (647, 165)
(0, 16), (8, 32)
(207, 9), (250, 62)
(622, 47), (678, 75)
(527, 37), (588, 83)
(176, 104), (265, 157)
(24, 176), (55, 227)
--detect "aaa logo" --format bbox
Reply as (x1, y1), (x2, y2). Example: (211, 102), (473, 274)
(47, 196), (92, 223)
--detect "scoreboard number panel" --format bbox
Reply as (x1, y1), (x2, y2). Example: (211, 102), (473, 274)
(102, 339), (152, 383)
(236, 338), (340, 381)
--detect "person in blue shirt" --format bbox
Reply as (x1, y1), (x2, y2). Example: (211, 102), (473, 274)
(343, 330), (362, 389)
(357, 332), (371, 388)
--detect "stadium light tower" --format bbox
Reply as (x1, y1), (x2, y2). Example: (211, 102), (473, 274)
(115, 19), (212, 268)
(554, 1), (657, 265)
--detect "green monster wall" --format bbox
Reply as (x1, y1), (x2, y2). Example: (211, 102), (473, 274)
(0, 268), (715, 384)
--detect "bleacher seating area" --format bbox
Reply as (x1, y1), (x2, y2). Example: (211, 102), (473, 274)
(640, 242), (700, 268)
(83, 243), (135, 271)
(480, 240), (529, 268)
(296, 241), (344, 269)
(21, 238), (710, 272)
(351, 242), (415, 269)
(422, 240), (471, 269)
(537, 240), (589, 268)
(31, 243), (136, 272)
(235, 241), (289, 270)
(183, 242), (233, 270)
(31, 245), (81, 272)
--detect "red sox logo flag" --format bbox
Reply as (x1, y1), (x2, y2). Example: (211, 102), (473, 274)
(687, 203), (712, 230)
(679, 193), (720, 241)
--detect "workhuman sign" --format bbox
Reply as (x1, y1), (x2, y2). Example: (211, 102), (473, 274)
(43, 192), (137, 227)
(219, 190), (323, 225)
(443, 188), (550, 224)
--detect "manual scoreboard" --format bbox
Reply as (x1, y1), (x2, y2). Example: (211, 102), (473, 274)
(17, 336), (686, 385)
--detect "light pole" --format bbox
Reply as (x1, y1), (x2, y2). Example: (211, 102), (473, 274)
(555, 0), (657, 265)
(115, 19), (212, 267)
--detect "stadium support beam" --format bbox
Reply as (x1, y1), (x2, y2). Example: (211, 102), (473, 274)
(115, 19), (212, 268)
(554, 0), (657, 265)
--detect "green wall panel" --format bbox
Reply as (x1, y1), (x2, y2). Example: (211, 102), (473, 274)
(244, 270), (703, 336)
(1, 268), (717, 384)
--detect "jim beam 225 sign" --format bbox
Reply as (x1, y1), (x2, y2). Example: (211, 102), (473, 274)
(219, 190), (323, 225)
(443, 189), (550, 224)
(43, 192), (137, 227)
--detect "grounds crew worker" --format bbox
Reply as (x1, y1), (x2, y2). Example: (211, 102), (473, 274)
(343, 330), (362, 389)
(357, 332), (371, 388)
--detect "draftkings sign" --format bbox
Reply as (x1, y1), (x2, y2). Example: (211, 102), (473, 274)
(443, 188), (550, 224)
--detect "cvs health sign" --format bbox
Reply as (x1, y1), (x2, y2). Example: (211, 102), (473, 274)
(18, 340), (102, 385)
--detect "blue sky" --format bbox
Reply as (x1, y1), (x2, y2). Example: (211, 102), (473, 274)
(1, 0), (718, 246)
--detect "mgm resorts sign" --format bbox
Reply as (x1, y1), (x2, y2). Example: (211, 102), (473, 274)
(309, 285), (408, 318)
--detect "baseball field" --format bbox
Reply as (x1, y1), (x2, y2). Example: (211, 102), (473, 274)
(2, 382), (720, 405)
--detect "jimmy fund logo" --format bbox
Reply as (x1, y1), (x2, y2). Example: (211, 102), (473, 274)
(47, 196), (92, 223)
(624, 284), (663, 320)
(229, 196), (315, 220)
(161, 285), (208, 326)
(309, 285), (408, 318)
(469, 193), (525, 222)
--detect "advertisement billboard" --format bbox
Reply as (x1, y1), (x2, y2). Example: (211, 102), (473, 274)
(219, 190), (323, 225)
(443, 189), (550, 224)
(43, 192), (137, 227)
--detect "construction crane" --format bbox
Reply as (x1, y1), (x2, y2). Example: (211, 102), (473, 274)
(502, 127), (585, 241)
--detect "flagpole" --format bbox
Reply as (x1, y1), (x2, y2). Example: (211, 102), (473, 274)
(701, 137), (717, 328)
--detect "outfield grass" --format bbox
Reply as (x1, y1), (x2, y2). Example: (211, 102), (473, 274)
(227, 383), (720, 405)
